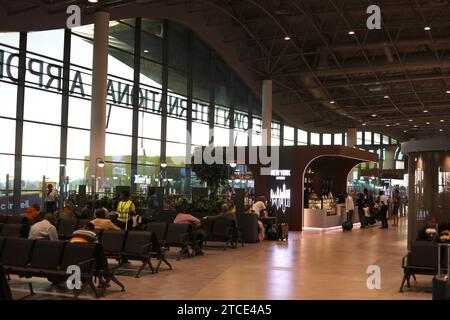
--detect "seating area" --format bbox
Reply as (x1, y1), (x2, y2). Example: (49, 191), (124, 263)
(0, 214), (250, 299)
(399, 241), (446, 293)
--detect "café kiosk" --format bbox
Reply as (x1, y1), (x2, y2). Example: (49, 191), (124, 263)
(240, 146), (377, 231)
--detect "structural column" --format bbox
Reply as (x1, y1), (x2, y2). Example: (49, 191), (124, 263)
(383, 145), (397, 170)
(89, 9), (110, 189)
(346, 128), (357, 148)
(262, 80), (272, 146)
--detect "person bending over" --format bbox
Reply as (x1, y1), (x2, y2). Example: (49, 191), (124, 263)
(28, 214), (58, 241)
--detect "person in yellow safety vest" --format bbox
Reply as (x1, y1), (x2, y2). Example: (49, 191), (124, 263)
(116, 190), (136, 230)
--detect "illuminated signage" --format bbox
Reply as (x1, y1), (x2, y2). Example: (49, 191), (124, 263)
(271, 170), (291, 180)
(134, 175), (152, 185)
(270, 183), (291, 213)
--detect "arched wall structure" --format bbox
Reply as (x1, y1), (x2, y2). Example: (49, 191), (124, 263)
(235, 146), (378, 231)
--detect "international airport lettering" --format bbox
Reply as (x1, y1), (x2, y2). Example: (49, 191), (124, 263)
(270, 184), (290, 213)
(366, 5), (381, 30)
(0, 48), (249, 130)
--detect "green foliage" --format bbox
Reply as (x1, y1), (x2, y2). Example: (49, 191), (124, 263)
(191, 152), (231, 198)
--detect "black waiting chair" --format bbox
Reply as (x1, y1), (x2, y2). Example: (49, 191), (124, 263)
(0, 224), (24, 238)
(0, 216), (7, 224)
(0, 224), (3, 234)
(101, 230), (127, 260)
(58, 242), (99, 298)
(207, 218), (236, 250)
(400, 241), (440, 292)
(0, 265), (12, 300)
(27, 240), (65, 275)
(93, 244), (125, 296)
(164, 223), (193, 260)
(77, 219), (91, 229)
(146, 222), (168, 242)
(0, 237), (6, 256)
(121, 231), (154, 278)
(57, 219), (79, 239)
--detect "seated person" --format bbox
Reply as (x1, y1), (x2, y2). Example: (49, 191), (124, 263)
(28, 214), (58, 241)
(251, 196), (267, 242)
(174, 209), (204, 255)
(59, 200), (78, 219)
(78, 201), (94, 219)
(418, 217), (438, 241)
(204, 204), (236, 223)
(25, 203), (40, 225)
(91, 209), (121, 231)
(70, 222), (97, 243)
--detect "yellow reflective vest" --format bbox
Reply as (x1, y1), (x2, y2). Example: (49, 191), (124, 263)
(117, 200), (135, 222)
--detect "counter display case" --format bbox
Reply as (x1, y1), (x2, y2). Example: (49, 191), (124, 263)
(304, 196), (355, 228)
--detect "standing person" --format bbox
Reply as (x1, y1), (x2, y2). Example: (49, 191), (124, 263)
(147, 187), (159, 222)
(378, 190), (389, 229)
(356, 193), (367, 229)
(115, 190), (135, 230)
(344, 192), (354, 223)
(45, 184), (58, 214)
(392, 189), (400, 226)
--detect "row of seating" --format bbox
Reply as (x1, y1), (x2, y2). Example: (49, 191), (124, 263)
(0, 224), (24, 238)
(400, 241), (449, 292)
(0, 237), (122, 299)
(0, 215), (26, 225)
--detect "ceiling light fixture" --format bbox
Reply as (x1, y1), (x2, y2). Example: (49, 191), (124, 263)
(424, 26), (432, 31)
(371, 114), (377, 117)
(440, 119), (445, 122)
(386, 124), (390, 127)
(384, 95), (389, 99)
(88, 0), (99, 3)
(423, 110), (429, 113)
(284, 35), (291, 40)
(143, 49), (149, 53)
(396, 123), (400, 125)
(403, 130), (407, 133)
(426, 122), (431, 125)
(329, 100), (335, 104)
(362, 123), (367, 126)
(446, 90), (450, 94)
(348, 30), (355, 35)
(408, 119), (413, 122)
(440, 129), (444, 132)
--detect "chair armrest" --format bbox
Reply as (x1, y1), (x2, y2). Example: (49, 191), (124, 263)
(139, 243), (152, 256)
(77, 258), (96, 272)
(401, 254), (408, 268)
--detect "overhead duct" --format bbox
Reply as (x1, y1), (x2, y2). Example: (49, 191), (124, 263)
(299, 74), (358, 121)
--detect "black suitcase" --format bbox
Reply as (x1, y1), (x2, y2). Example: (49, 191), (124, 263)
(277, 223), (288, 241)
(432, 243), (450, 300)
(342, 221), (353, 231)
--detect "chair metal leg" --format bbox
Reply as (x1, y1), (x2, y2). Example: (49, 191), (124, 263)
(147, 258), (155, 274)
(88, 279), (101, 299)
(135, 261), (147, 278)
(28, 282), (34, 296)
(399, 274), (407, 293)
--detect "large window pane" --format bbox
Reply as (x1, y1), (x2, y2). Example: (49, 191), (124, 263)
(0, 118), (15, 154)
(0, 32), (20, 47)
(106, 105), (133, 135)
(71, 27), (94, 69)
(23, 122), (60, 157)
(139, 111), (161, 140)
(24, 88), (62, 125)
(311, 133), (320, 145)
(297, 129), (308, 145)
(106, 134), (131, 159)
(192, 122), (210, 146)
(66, 159), (88, 191)
(27, 29), (64, 61)
(22, 156), (60, 190)
(167, 117), (186, 143)
(137, 138), (160, 165)
(374, 133), (381, 144)
(334, 133), (343, 145)
(67, 128), (90, 160)
(323, 133), (332, 145)
(166, 142), (186, 167)
(68, 96), (91, 129)
(364, 131), (372, 145)
(214, 127), (230, 146)
(0, 82), (18, 118)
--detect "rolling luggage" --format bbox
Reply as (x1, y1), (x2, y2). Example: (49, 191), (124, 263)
(277, 223), (288, 241)
(432, 243), (450, 300)
(342, 221), (353, 231)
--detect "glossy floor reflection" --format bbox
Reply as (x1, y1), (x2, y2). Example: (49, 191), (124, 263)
(11, 217), (431, 300)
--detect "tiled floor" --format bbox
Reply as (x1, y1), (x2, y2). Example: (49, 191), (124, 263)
(11, 217), (432, 300)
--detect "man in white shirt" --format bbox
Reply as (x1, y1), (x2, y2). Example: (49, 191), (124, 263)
(378, 191), (389, 229)
(28, 214), (58, 241)
(344, 192), (354, 223)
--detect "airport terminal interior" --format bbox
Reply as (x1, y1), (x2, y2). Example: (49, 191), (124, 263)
(0, 0), (450, 300)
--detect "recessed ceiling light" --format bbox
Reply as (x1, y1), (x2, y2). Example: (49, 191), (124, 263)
(424, 26), (431, 31)
(284, 35), (291, 40)
(143, 49), (149, 53)
(440, 129), (444, 132)
(348, 30), (355, 35)
(371, 114), (377, 117)
(408, 119), (413, 122)
(414, 125), (418, 128)
(362, 123), (367, 126)
(403, 130), (407, 133)
(384, 95), (389, 99)
(423, 110), (429, 113)
(440, 119), (445, 122)
(329, 100), (335, 104)
(88, 0), (98, 3)
(446, 90), (450, 94)
(426, 122), (431, 125)
(396, 122), (400, 125)
(386, 124), (390, 127)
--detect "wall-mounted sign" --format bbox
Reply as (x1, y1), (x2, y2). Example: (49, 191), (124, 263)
(270, 183), (291, 213)
(134, 175), (151, 185)
(271, 169), (291, 180)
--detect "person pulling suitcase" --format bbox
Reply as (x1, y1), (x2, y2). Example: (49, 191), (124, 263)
(342, 192), (354, 231)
